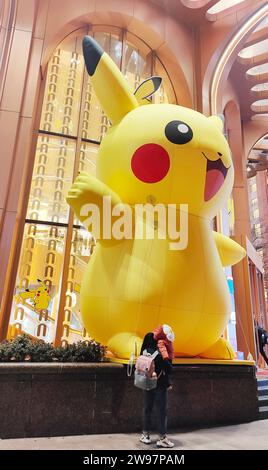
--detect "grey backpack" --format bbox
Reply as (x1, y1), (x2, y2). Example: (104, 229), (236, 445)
(134, 350), (161, 391)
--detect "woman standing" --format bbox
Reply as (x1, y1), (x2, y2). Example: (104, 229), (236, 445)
(139, 324), (175, 448)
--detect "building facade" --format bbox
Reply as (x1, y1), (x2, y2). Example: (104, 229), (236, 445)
(0, 0), (267, 365)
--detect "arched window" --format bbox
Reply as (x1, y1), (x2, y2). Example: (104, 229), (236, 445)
(10, 28), (176, 345)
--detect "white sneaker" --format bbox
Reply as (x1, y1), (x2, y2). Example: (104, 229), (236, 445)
(156, 436), (175, 448)
(140, 433), (151, 444)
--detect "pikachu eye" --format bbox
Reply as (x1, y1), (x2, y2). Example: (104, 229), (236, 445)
(165, 120), (193, 145)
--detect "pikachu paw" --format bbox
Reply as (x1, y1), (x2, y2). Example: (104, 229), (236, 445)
(107, 333), (143, 360)
(66, 172), (98, 222)
(198, 338), (235, 360)
(67, 172), (92, 202)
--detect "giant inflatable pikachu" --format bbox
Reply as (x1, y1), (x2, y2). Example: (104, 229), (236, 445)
(67, 36), (246, 361)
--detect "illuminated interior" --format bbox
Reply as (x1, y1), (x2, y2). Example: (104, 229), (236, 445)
(247, 133), (268, 313)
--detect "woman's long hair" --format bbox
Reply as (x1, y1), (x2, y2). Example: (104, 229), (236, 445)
(140, 332), (157, 354)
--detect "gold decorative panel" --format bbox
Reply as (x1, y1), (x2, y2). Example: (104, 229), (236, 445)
(154, 57), (176, 104)
(81, 77), (109, 142)
(40, 37), (84, 136)
(123, 38), (152, 91)
(79, 142), (98, 175)
(27, 135), (76, 223)
(61, 228), (95, 345)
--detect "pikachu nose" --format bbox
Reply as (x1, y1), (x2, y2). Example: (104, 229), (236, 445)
(131, 143), (170, 183)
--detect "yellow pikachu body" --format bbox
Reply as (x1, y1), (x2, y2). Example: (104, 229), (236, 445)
(67, 36), (245, 360)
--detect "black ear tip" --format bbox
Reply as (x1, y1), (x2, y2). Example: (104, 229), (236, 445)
(82, 35), (94, 49)
(152, 76), (162, 85)
(83, 35), (104, 77)
(152, 76), (162, 89)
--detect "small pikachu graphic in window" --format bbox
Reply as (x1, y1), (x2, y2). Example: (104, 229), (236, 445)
(19, 279), (51, 311)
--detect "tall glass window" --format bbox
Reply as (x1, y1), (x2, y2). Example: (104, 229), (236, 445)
(9, 28), (176, 345)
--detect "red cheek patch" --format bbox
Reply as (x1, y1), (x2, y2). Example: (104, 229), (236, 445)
(131, 143), (170, 183)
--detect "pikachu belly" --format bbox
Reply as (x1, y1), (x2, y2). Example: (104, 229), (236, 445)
(80, 233), (231, 356)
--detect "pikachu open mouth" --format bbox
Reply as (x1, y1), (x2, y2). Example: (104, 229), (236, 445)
(203, 154), (229, 202)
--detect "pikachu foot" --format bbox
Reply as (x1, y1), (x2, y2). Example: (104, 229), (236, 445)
(107, 333), (143, 360)
(198, 338), (235, 360)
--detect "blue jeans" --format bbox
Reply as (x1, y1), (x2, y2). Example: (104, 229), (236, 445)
(143, 387), (168, 437)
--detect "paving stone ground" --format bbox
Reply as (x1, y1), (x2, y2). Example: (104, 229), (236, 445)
(0, 419), (267, 450)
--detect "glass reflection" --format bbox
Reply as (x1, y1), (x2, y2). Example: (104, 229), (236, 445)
(40, 35), (84, 136)
(26, 135), (76, 224)
(61, 228), (95, 344)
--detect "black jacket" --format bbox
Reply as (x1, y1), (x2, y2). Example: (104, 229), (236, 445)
(140, 333), (173, 389)
(258, 326), (268, 348)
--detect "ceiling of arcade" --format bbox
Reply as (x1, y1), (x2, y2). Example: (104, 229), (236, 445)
(149, 0), (262, 24)
(149, 1), (268, 121)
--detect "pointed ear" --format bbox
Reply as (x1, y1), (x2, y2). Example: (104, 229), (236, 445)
(134, 76), (162, 105)
(83, 36), (139, 124)
(208, 114), (225, 132)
